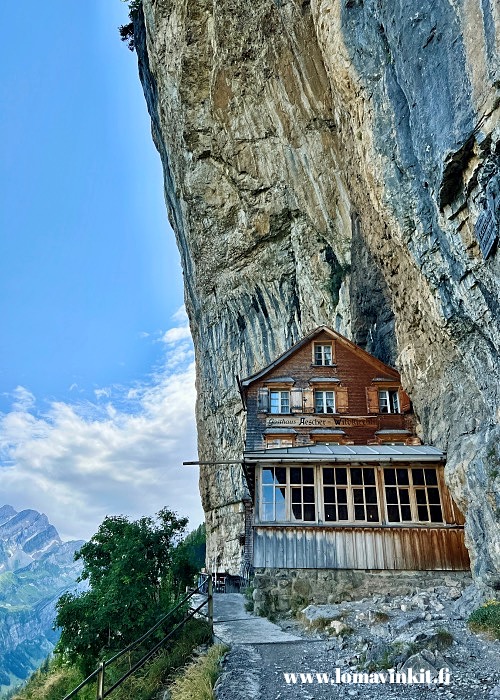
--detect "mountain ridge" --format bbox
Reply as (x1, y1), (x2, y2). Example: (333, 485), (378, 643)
(0, 505), (84, 696)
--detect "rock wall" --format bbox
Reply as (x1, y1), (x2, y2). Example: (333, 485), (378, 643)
(252, 567), (472, 613)
(133, 0), (500, 584)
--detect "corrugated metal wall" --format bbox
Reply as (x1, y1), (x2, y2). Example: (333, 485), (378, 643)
(253, 526), (470, 570)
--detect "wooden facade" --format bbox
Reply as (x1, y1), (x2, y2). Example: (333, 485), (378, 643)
(240, 327), (470, 572)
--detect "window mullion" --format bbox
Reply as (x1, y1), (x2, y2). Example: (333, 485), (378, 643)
(376, 466), (386, 524)
(317, 466), (323, 523)
(408, 469), (419, 522)
(347, 468), (354, 522)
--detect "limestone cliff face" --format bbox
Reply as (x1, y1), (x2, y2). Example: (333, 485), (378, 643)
(133, 0), (500, 584)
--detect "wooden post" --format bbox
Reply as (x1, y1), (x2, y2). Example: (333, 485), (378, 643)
(207, 573), (214, 642)
(96, 662), (105, 700)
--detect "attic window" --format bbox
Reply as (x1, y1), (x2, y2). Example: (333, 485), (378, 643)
(379, 389), (400, 414)
(313, 343), (333, 365)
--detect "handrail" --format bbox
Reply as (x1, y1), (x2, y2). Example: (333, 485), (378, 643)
(62, 572), (213, 700)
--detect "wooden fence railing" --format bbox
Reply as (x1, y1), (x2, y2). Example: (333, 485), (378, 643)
(62, 572), (213, 700)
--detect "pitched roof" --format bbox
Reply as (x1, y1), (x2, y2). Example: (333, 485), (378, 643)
(240, 326), (399, 387)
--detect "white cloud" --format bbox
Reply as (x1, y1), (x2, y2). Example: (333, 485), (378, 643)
(0, 326), (203, 542)
(94, 387), (111, 400)
(172, 305), (188, 323)
(11, 386), (36, 412)
(161, 325), (192, 344)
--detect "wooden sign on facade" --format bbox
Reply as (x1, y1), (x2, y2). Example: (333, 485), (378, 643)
(266, 415), (378, 428)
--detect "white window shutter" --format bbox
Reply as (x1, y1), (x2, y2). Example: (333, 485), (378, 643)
(257, 388), (269, 412)
(290, 388), (303, 412)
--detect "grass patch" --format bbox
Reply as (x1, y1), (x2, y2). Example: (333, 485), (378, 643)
(169, 644), (228, 700)
(434, 628), (454, 650)
(468, 600), (500, 639)
(372, 611), (390, 623)
(11, 619), (211, 700)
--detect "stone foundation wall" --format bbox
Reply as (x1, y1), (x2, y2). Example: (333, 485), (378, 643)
(251, 567), (472, 614)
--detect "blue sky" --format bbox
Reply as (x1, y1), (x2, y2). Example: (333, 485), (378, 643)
(0, 2), (203, 539)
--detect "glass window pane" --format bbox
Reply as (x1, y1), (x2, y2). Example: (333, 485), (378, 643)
(429, 505), (443, 522)
(366, 505), (379, 522)
(275, 501), (286, 520)
(417, 505), (429, 521)
(337, 488), (348, 503)
(291, 503), (302, 520)
(276, 487), (286, 503)
(276, 468), (287, 484)
(303, 486), (315, 502)
(338, 504), (348, 520)
(270, 392), (279, 413)
(262, 485), (274, 503)
(353, 488), (364, 504)
(351, 468), (362, 485)
(324, 487), (335, 503)
(379, 390), (389, 412)
(363, 469), (376, 485)
(412, 469), (425, 486)
(262, 503), (274, 521)
(324, 346), (332, 364)
(401, 505), (412, 521)
(291, 487), (302, 503)
(365, 487), (378, 504)
(384, 469), (396, 486)
(397, 468), (409, 485)
(290, 467), (301, 484)
(303, 504), (315, 521)
(424, 469), (438, 485)
(325, 504), (336, 521)
(262, 468), (274, 484)
(336, 468), (348, 485)
(427, 488), (441, 504)
(416, 490), (426, 504)
(387, 505), (400, 522)
(302, 468), (314, 484)
(385, 487), (398, 503)
(399, 489), (410, 504)
(354, 505), (366, 520)
(323, 468), (335, 485)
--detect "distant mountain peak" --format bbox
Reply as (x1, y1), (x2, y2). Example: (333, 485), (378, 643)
(0, 505), (84, 694)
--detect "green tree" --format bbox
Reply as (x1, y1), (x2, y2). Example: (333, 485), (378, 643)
(54, 508), (188, 674)
(170, 524), (206, 596)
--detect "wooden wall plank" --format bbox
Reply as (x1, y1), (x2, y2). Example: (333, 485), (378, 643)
(253, 526), (470, 570)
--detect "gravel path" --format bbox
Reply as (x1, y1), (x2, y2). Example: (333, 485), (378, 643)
(213, 590), (500, 700)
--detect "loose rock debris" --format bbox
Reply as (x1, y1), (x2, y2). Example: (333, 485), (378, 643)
(215, 585), (500, 699)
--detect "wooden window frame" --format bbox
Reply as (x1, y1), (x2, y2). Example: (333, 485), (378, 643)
(314, 389), (336, 414)
(269, 389), (290, 414)
(257, 465), (447, 527)
(259, 466), (317, 523)
(258, 465), (381, 525)
(313, 342), (334, 366)
(265, 437), (295, 449)
(378, 389), (400, 414)
(381, 466), (444, 524)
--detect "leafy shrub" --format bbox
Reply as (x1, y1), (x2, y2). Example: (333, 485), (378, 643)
(468, 600), (500, 639)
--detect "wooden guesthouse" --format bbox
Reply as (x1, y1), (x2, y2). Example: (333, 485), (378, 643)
(238, 327), (469, 577)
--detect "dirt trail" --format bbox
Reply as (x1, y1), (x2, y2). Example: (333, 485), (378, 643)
(212, 591), (500, 700)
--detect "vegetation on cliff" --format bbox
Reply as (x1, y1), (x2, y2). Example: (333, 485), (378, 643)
(8, 512), (207, 699)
